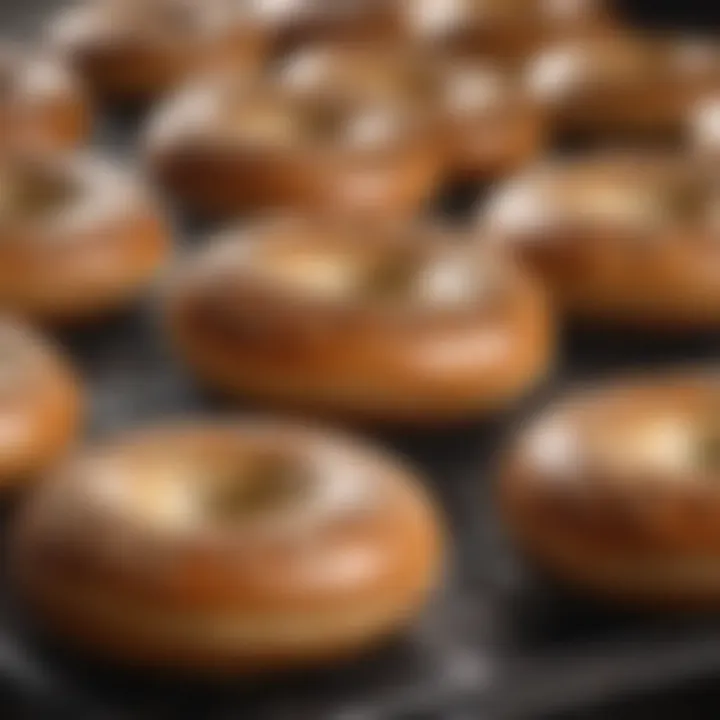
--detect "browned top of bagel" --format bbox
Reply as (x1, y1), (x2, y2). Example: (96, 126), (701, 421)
(51, 0), (266, 49)
(485, 152), (720, 244)
(397, 0), (612, 57)
(481, 153), (720, 328)
(167, 216), (529, 332)
(0, 150), (168, 323)
(527, 33), (719, 118)
(277, 43), (535, 123)
(14, 420), (441, 612)
(146, 73), (437, 161)
(0, 152), (159, 244)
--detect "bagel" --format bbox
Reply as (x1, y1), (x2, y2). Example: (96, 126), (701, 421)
(165, 217), (554, 423)
(146, 76), (442, 219)
(0, 152), (170, 323)
(500, 370), (720, 607)
(0, 317), (82, 486)
(11, 420), (443, 672)
(48, 0), (269, 103)
(527, 33), (719, 141)
(482, 151), (720, 329)
(278, 43), (546, 181)
(0, 42), (89, 151)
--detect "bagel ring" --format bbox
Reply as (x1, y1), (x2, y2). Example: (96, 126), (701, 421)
(527, 33), (719, 142)
(0, 152), (170, 324)
(0, 317), (82, 487)
(278, 43), (546, 182)
(482, 152), (720, 330)
(0, 42), (90, 151)
(500, 371), (720, 608)
(11, 420), (443, 672)
(165, 217), (554, 424)
(48, 0), (269, 104)
(146, 76), (443, 219)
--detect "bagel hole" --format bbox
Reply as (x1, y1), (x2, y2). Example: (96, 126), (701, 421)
(664, 177), (715, 226)
(229, 96), (300, 145)
(304, 100), (349, 140)
(203, 451), (309, 522)
(256, 242), (488, 308)
(700, 435), (720, 473)
(0, 163), (76, 226)
(282, 49), (435, 105)
(363, 254), (420, 300)
(698, 409), (720, 474)
(303, 98), (402, 150)
(361, 247), (488, 307)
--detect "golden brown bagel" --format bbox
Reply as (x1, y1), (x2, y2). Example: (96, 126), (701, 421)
(146, 76), (443, 219)
(500, 370), (720, 608)
(482, 152), (720, 329)
(48, 0), (269, 104)
(165, 217), (554, 424)
(278, 44), (546, 181)
(11, 420), (443, 672)
(527, 33), (719, 141)
(0, 317), (81, 487)
(395, 0), (614, 63)
(0, 42), (89, 151)
(0, 152), (170, 324)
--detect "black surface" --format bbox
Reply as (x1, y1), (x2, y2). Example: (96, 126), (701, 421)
(1, 1), (720, 718)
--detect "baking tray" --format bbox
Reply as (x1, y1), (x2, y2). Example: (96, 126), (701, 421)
(2, 1), (720, 718)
